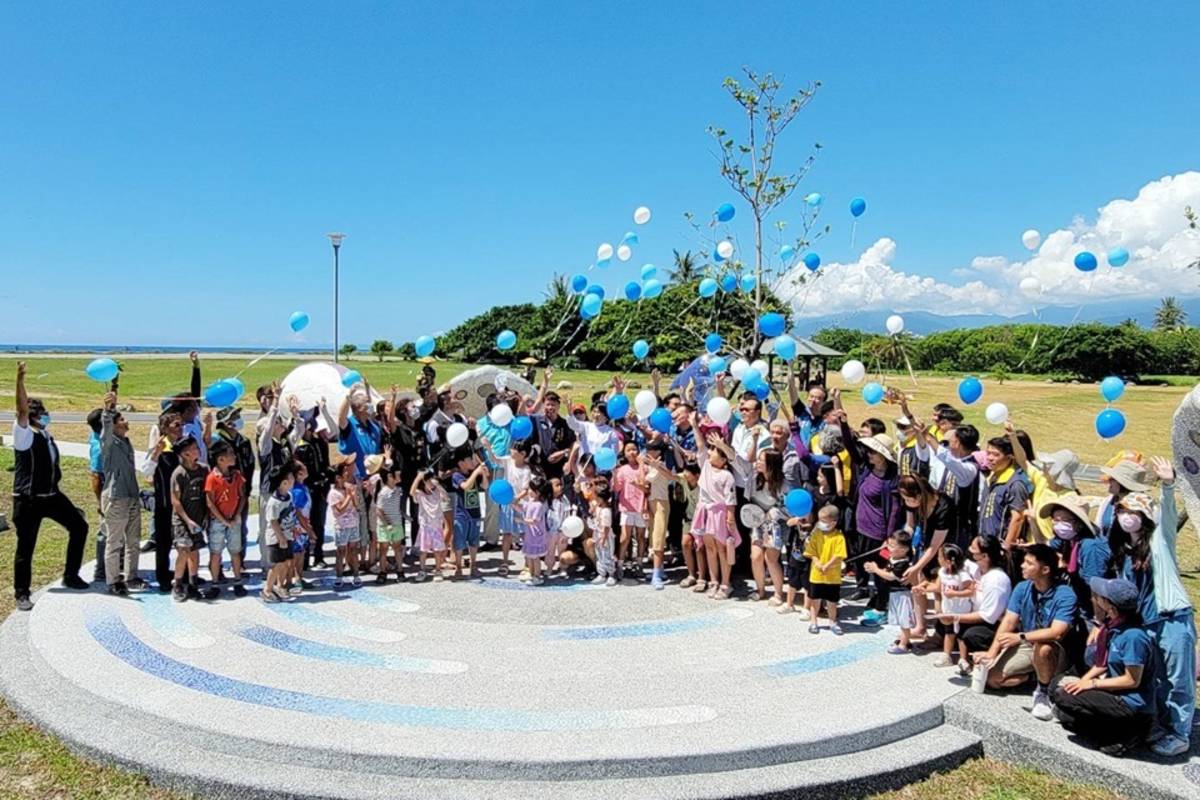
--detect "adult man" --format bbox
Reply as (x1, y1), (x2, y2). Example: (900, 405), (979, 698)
(913, 418), (981, 547)
(86, 407), (107, 582)
(10, 362), (90, 610)
(981, 543), (1081, 720)
(292, 406), (332, 568)
(99, 389), (143, 594)
(531, 369), (575, 481)
(980, 436), (1032, 552)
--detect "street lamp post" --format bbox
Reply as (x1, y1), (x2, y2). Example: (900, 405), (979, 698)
(327, 232), (346, 362)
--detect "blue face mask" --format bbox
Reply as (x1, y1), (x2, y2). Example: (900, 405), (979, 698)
(232, 418), (244, 432)
(38, 414), (51, 428)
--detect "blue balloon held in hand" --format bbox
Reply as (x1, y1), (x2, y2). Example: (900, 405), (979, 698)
(288, 311), (310, 333)
(632, 339), (650, 360)
(779, 244), (795, 263)
(958, 376), (983, 405)
(758, 312), (786, 338)
(774, 335), (797, 361)
(510, 415), (533, 440)
(584, 284), (605, 299)
(605, 394), (629, 421)
(340, 370), (362, 388)
(571, 274), (588, 293)
(204, 380), (239, 408)
(227, 377), (245, 403)
(1074, 251), (1098, 272)
(746, 379), (771, 401)
(414, 336), (435, 358)
(705, 332), (723, 353)
(707, 355), (726, 375)
(850, 197), (867, 217)
(1095, 408), (1126, 440)
(581, 293), (603, 319)
(804, 252), (821, 271)
(593, 446), (618, 472)
(739, 273), (756, 292)
(489, 478), (515, 506)
(624, 281), (642, 301)
(1107, 247), (1129, 268)
(649, 407), (673, 434)
(862, 382), (884, 405)
(496, 330), (517, 351)
(85, 358), (119, 383)
(785, 488), (814, 517)
(642, 278), (663, 299)
(1100, 376), (1125, 403)
(640, 263), (657, 281)
(720, 274), (737, 293)
(716, 202), (735, 222)
(698, 278), (718, 298)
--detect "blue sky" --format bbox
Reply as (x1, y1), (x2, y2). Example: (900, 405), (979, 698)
(2, 2), (1198, 347)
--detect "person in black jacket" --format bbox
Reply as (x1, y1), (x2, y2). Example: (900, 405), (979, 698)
(293, 406), (332, 568)
(146, 411), (184, 591)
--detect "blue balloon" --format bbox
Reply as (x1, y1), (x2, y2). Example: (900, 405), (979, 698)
(340, 370), (362, 388)
(288, 311), (310, 333)
(227, 377), (245, 403)
(605, 394), (629, 421)
(862, 382), (884, 405)
(593, 446), (618, 472)
(713, 248), (725, 263)
(805, 193), (823, 208)
(622, 231), (639, 246)
(779, 244), (795, 263)
(1095, 408), (1126, 440)
(716, 202), (736, 222)
(85, 357), (119, 383)
(957, 376), (983, 405)
(720, 274), (737, 293)
(496, 329), (517, 351)
(1074, 251), (1098, 272)
(803, 252), (821, 271)
(785, 488), (814, 517)
(746, 379), (771, 401)
(707, 356), (727, 375)
(774, 335), (797, 361)
(1107, 247), (1129, 268)
(204, 380), (239, 408)
(1100, 376), (1125, 403)
(642, 278), (663, 299)
(624, 281), (642, 301)
(584, 283), (605, 299)
(649, 407), (673, 434)
(850, 197), (867, 217)
(632, 339), (650, 360)
(705, 332), (723, 353)
(698, 278), (718, 298)
(415, 335), (435, 358)
(758, 312), (786, 338)
(570, 274), (589, 293)
(488, 478), (515, 506)
(640, 264), (657, 281)
(741, 367), (763, 387)
(596, 257), (611, 269)
(739, 273), (757, 292)
(581, 293), (603, 319)
(510, 415), (533, 441)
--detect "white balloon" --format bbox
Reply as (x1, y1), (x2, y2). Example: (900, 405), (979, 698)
(886, 314), (905, 335)
(707, 396), (733, 426)
(750, 359), (769, 377)
(634, 389), (658, 418)
(488, 404), (513, 427)
(1019, 276), (1042, 294)
(446, 422), (469, 448)
(561, 515), (585, 539)
(729, 358), (750, 380)
(634, 206), (652, 225)
(985, 402), (1009, 425)
(841, 359), (866, 385)
(597, 243), (614, 261)
(616, 244), (632, 262)
(716, 240), (734, 259)
(1021, 229), (1041, 251)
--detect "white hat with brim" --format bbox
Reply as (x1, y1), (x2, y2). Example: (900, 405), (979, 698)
(1101, 460), (1152, 492)
(1037, 449), (1081, 492)
(859, 434), (896, 463)
(1037, 493), (1097, 535)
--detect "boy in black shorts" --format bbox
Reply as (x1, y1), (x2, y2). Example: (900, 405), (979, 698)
(169, 436), (215, 602)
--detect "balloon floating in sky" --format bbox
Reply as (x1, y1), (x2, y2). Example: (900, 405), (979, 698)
(758, 312), (786, 338)
(716, 202), (736, 223)
(85, 358), (119, 383)
(597, 243), (614, 261)
(1100, 376), (1125, 403)
(594, 447), (617, 472)
(805, 192), (823, 207)
(849, 197), (867, 217)
(862, 382), (884, 405)
(642, 278), (663, 299)
(739, 273), (756, 292)
(1019, 276), (1042, 294)
(340, 370), (362, 389)
(779, 244), (795, 263)
(1095, 408), (1126, 440)
(584, 284), (605, 299)
(958, 376), (983, 405)
(633, 206), (652, 225)
(616, 244), (632, 262)
(985, 402), (1009, 425)
(719, 273), (737, 293)
(624, 281), (642, 301)
(632, 339), (650, 360)
(886, 314), (905, 335)
(1021, 229), (1042, 251)
(204, 380), (240, 407)
(605, 393), (629, 421)
(640, 263), (656, 280)
(841, 359), (866, 385)
(621, 231), (639, 246)
(706, 396), (732, 426)
(713, 248), (725, 263)
(698, 278), (718, 298)
(716, 240), (734, 259)
(496, 329), (517, 351)
(570, 274), (588, 293)
(288, 311), (310, 333)
(803, 252), (821, 271)
(596, 257), (611, 269)
(1107, 247), (1129, 267)
(414, 335), (436, 358)
(705, 332), (723, 353)
(774, 335), (797, 361)
(580, 293), (603, 319)
(1074, 251), (1098, 272)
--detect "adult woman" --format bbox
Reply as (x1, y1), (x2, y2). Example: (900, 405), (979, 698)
(743, 448), (787, 603)
(1051, 577), (1156, 756)
(1109, 458), (1195, 758)
(895, 474), (955, 638)
(941, 535), (1012, 673)
(850, 434), (900, 611)
(1037, 494), (1111, 613)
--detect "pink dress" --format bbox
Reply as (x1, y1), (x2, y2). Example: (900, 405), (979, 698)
(417, 486), (446, 552)
(522, 499), (549, 559)
(691, 461), (738, 545)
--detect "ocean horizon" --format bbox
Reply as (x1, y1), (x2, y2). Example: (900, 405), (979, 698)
(0, 344), (336, 354)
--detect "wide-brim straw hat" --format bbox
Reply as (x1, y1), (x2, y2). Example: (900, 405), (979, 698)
(859, 434), (896, 463)
(1037, 448), (1081, 492)
(1037, 493), (1097, 535)
(1101, 459), (1152, 492)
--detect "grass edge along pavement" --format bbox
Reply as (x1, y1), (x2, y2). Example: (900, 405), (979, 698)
(0, 460), (1145, 800)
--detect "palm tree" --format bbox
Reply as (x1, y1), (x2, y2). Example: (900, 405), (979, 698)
(543, 274), (570, 304)
(1154, 297), (1187, 331)
(668, 249), (702, 284)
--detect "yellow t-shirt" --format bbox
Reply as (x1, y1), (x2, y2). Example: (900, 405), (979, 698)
(804, 529), (847, 585)
(1027, 468), (1059, 544)
(811, 434), (852, 488)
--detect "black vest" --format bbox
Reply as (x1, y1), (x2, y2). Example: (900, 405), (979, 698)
(13, 429), (62, 497)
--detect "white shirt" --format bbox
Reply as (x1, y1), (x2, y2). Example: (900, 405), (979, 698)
(12, 421), (59, 467)
(916, 439), (979, 499)
(974, 568), (1012, 625)
(730, 419), (770, 489)
(564, 416), (619, 455)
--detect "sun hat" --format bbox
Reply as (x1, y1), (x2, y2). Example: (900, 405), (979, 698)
(364, 454), (386, 476)
(1037, 493), (1097, 534)
(859, 434), (896, 463)
(1088, 576), (1139, 611)
(1117, 492), (1157, 520)
(1101, 460), (1152, 492)
(330, 451), (356, 468)
(216, 406), (242, 425)
(1036, 449), (1081, 492)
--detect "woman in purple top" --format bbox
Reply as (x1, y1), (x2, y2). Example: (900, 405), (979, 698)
(852, 433), (901, 612)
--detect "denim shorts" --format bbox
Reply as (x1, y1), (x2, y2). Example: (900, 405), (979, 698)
(208, 520), (243, 555)
(454, 516), (481, 551)
(335, 525), (361, 547)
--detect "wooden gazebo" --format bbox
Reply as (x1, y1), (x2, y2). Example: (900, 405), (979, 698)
(768, 337), (843, 388)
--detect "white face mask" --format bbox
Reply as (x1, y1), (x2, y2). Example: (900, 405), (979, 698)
(817, 521), (835, 532)
(1117, 512), (1143, 535)
(1052, 520), (1078, 541)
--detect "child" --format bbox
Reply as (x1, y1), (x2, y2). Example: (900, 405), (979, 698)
(676, 463), (707, 591)
(482, 438), (532, 577)
(544, 476), (571, 578)
(170, 437), (216, 602)
(864, 530), (915, 652)
(747, 449), (787, 604)
(412, 470), (448, 581)
(327, 461), (362, 587)
(375, 466), (407, 584)
(289, 461), (314, 593)
(260, 463), (299, 603)
(522, 477), (551, 585)
(588, 477), (617, 586)
(204, 440), (247, 597)
(803, 504), (847, 634)
(451, 451), (488, 580)
(612, 441), (648, 580)
(781, 514), (812, 618)
(640, 443), (673, 590)
(932, 543), (975, 668)
(693, 424), (738, 600)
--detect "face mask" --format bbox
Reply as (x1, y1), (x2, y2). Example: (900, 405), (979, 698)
(38, 414), (51, 428)
(232, 418), (245, 431)
(817, 521), (835, 532)
(1052, 520), (1078, 541)
(1117, 512), (1142, 535)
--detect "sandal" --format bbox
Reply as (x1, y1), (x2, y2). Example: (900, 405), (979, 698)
(767, 596), (783, 607)
(692, 580), (708, 593)
(679, 576), (697, 589)
(716, 585), (731, 600)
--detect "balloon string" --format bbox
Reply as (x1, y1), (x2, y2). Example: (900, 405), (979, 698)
(850, 219), (858, 250)
(234, 349), (280, 379)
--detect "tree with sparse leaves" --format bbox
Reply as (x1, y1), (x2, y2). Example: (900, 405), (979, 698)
(370, 339), (395, 361)
(339, 344), (357, 358)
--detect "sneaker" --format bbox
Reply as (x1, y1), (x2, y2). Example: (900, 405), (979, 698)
(15, 595), (33, 612)
(334, 576), (344, 587)
(233, 584), (247, 598)
(651, 571), (665, 590)
(62, 575), (90, 590)
(1031, 689), (1054, 721)
(186, 583), (201, 600)
(776, 604), (793, 615)
(125, 577), (147, 590)
(352, 575), (362, 586)
(933, 654), (956, 668)
(287, 586), (303, 598)
(202, 587), (221, 601)
(830, 624), (845, 636)
(108, 581), (129, 597)
(679, 576), (697, 589)
(1150, 735), (1190, 758)
(886, 643), (910, 655)
(957, 659), (973, 677)
(259, 589), (278, 603)
(605, 577), (617, 587)
(433, 574), (445, 583)
(531, 576), (544, 586)
(375, 574), (387, 585)
(415, 572), (427, 583)
(798, 607), (812, 621)
(591, 575), (607, 585)
(172, 582), (188, 603)
(808, 623), (820, 634)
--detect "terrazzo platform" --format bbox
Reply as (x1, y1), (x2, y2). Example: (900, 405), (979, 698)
(0, 521), (1195, 799)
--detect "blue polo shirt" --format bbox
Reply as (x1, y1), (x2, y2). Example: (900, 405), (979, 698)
(338, 415), (382, 479)
(1120, 559), (1161, 625)
(1104, 626), (1155, 712)
(88, 431), (103, 474)
(1006, 579), (1078, 633)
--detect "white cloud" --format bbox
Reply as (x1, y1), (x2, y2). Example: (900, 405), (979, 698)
(778, 171), (1200, 318)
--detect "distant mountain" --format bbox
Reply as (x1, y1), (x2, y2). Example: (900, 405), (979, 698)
(791, 296), (1200, 337)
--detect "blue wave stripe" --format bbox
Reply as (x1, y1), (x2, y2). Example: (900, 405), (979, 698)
(137, 592), (215, 649)
(263, 602), (405, 642)
(543, 611), (739, 641)
(234, 624), (465, 674)
(756, 639), (881, 677)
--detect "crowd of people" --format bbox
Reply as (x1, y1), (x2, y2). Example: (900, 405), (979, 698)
(7, 353), (1195, 760)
